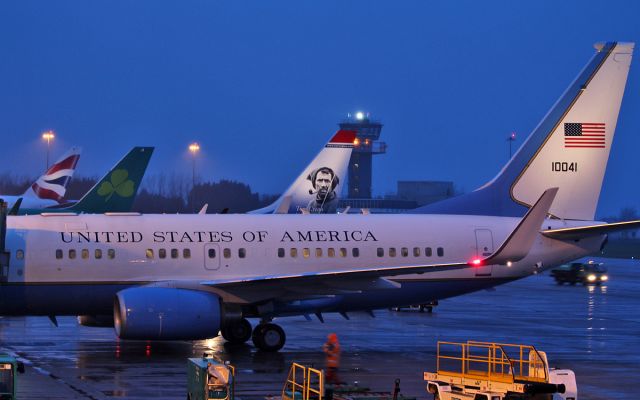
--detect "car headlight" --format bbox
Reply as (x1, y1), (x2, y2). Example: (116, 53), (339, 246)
(601, 275), (608, 281)
(587, 274), (597, 282)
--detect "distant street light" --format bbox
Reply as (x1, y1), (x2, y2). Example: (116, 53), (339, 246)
(189, 142), (200, 212)
(507, 132), (516, 159)
(42, 130), (55, 170)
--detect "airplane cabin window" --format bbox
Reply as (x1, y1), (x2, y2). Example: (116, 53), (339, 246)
(377, 248), (384, 257)
(315, 248), (322, 257)
(239, 248), (246, 258)
(303, 248), (310, 258)
(277, 248), (285, 258)
(183, 249), (190, 259)
(171, 249), (179, 259)
(108, 249), (116, 259)
(328, 248), (335, 257)
(425, 247), (432, 257)
(339, 248), (347, 257)
(159, 249), (167, 259)
(290, 248), (298, 258)
(81, 249), (89, 259)
(352, 248), (359, 257)
(401, 247), (408, 257)
(16, 250), (24, 260)
(437, 247), (444, 257)
(146, 249), (154, 259)
(208, 248), (216, 258)
(413, 247), (421, 257)
(56, 249), (63, 259)
(69, 249), (76, 260)
(389, 248), (396, 257)
(223, 248), (231, 259)
(95, 249), (102, 259)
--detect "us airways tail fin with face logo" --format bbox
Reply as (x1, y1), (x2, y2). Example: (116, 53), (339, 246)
(414, 42), (633, 220)
(32, 147), (154, 214)
(250, 130), (356, 214)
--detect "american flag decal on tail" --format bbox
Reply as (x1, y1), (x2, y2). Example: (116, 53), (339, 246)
(564, 123), (606, 148)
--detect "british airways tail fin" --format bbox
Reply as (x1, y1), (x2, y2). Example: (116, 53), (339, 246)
(415, 42), (633, 220)
(23, 147), (82, 203)
(250, 130), (356, 214)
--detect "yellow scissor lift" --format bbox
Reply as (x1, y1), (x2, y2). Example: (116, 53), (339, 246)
(424, 341), (574, 400)
(280, 363), (417, 400)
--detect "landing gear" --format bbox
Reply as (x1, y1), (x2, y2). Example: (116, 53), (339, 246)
(252, 322), (286, 352)
(221, 318), (252, 344)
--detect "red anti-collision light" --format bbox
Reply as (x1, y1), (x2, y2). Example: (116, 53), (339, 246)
(469, 258), (483, 267)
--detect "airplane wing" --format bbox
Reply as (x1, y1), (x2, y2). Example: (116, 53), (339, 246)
(160, 188), (557, 304)
(541, 219), (640, 240)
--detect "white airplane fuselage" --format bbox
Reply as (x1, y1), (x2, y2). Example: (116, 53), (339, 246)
(0, 195), (59, 211)
(2, 213), (603, 316)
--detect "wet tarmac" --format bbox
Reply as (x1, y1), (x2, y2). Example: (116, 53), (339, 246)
(1, 257), (638, 400)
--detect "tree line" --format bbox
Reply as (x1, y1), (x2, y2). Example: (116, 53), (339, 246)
(0, 173), (278, 214)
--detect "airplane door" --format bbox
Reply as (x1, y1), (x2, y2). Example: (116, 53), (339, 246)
(474, 229), (494, 276)
(204, 244), (221, 271)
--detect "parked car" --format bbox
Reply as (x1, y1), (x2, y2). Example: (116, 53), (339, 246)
(550, 261), (609, 285)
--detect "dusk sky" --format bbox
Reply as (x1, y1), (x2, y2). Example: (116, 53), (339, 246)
(1, 1), (639, 217)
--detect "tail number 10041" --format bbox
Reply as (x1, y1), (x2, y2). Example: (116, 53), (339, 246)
(552, 162), (577, 172)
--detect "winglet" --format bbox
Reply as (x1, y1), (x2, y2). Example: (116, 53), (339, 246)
(478, 187), (558, 266)
(8, 198), (22, 216)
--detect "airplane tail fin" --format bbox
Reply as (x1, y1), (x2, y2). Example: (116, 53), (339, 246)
(416, 42), (633, 220)
(67, 147), (154, 213)
(23, 147), (81, 203)
(250, 130), (356, 214)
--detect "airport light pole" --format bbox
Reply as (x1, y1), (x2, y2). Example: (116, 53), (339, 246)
(188, 142), (200, 212)
(507, 132), (516, 159)
(42, 130), (55, 170)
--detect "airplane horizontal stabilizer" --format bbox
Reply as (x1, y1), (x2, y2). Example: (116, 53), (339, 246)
(481, 187), (558, 265)
(541, 219), (640, 240)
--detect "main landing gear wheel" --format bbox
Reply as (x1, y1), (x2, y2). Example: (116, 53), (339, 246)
(252, 323), (286, 352)
(221, 318), (252, 344)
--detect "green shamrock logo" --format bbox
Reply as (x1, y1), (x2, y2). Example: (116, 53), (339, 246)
(97, 169), (135, 201)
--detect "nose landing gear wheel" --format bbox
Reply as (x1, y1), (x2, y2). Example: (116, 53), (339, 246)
(221, 318), (252, 344)
(252, 323), (286, 352)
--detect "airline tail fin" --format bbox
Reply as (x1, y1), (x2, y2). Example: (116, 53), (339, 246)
(250, 130), (356, 214)
(66, 147), (154, 213)
(23, 147), (81, 203)
(415, 42), (634, 220)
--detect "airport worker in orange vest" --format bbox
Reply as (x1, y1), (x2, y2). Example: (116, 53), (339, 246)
(323, 333), (341, 384)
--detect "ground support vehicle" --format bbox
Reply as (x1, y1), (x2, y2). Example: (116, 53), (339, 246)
(424, 341), (577, 400)
(0, 353), (24, 400)
(390, 300), (439, 313)
(187, 354), (235, 400)
(279, 363), (415, 400)
(550, 262), (608, 285)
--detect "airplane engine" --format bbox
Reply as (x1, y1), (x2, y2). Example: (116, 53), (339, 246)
(114, 287), (222, 340)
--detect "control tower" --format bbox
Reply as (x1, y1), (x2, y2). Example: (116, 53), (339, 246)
(339, 112), (386, 199)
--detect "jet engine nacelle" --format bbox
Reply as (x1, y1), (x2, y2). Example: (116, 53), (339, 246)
(114, 287), (222, 340)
